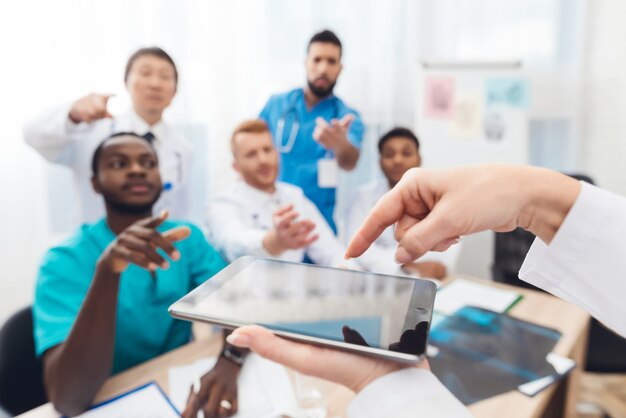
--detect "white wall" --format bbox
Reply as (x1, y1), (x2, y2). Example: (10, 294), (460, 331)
(0, 0), (608, 326)
(414, 0), (587, 279)
(581, 0), (626, 195)
(0, 0), (420, 324)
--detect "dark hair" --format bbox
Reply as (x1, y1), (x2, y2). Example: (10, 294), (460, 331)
(308, 30), (342, 56)
(124, 47), (178, 83)
(378, 127), (420, 154)
(91, 132), (154, 176)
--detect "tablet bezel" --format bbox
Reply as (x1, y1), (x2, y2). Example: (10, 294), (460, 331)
(169, 256), (436, 364)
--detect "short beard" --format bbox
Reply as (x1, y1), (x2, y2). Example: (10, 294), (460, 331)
(307, 79), (336, 99)
(103, 190), (161, 216)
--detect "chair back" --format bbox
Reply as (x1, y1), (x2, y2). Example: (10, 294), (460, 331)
(0, 306), (47, 415)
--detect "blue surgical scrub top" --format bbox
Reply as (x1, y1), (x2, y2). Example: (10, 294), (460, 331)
(33, 219), (227, 374)
(260, 88), (364, 232)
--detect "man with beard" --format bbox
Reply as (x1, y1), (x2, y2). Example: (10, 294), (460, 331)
(32, 133), (241, 418)
(259, 30), (364, 233)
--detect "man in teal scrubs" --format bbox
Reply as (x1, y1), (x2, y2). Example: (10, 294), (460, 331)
(260, 30), (365, 233)
(33, 133), (241, 417)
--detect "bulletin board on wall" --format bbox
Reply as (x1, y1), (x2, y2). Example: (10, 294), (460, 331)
(416, 62), (529, 169)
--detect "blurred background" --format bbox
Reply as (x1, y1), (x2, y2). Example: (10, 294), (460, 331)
(1, 0), (624, 325)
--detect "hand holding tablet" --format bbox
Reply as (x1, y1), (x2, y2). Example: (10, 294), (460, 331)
(225, 325), (431, 394)
(169, 257), (436, 363)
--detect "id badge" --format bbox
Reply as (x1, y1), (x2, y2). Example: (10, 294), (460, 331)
(318, 158), (339, 188)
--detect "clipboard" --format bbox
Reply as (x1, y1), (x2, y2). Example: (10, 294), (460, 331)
(66, 381), (179, 418)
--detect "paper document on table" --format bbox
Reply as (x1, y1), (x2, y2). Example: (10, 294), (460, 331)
(435, 278), (522, 315)
(169, 353), (299, 418)
(73, 382), (179, 417)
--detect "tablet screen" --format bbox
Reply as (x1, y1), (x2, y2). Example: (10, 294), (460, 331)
(170, 257), (436, 357)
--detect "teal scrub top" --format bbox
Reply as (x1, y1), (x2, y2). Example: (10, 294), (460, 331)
(260, 88), (365, 232)
(33, 218), (227, 374)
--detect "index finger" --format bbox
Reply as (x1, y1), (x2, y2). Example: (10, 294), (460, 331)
(315, 117), (329, 128)
(96, 94), (115, 113)
(345, 189), (405, 259)
(139, 227), (182, 260)
(140, 209), (169, 228)
(340, 113), (355, 127)
(293, 219), (315, 229)
(181, 386), (201, 418)
(163, 226), (191, 243)
(273, 204), (294, 217)
(275, 211), (299, 229)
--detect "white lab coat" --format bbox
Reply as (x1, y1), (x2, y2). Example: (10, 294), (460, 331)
(346, 180), (461, 277)
(347, 181), (626, 417)
(207, 180), (350, 267)
(24, 104), (193, 224)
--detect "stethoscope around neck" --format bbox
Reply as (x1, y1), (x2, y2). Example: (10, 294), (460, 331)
(275, 95), (340, 155)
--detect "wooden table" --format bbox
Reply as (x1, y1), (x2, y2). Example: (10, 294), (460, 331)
(19, 277), (589, 418)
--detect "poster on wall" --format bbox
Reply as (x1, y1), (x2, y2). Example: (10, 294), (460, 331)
(424, 76), (455, 119)
(450, 95), (483, 138)
(486, 78), (529, 108)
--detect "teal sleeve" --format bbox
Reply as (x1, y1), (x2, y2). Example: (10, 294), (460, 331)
(32, 247), (92, 357)
(185, 223), (228, 288)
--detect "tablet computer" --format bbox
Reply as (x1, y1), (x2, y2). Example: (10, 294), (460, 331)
(169, 256), (436, 363)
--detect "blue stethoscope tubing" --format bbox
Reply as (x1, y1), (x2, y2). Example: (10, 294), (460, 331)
(275, 95), (341, 155)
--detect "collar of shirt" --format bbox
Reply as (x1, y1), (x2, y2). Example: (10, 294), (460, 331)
(116, 108), (166, 144)
(236, 180), (284, 209)
(294, 87), (338, 116)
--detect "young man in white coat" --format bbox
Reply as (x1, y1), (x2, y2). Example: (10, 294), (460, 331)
(346, 127), (459, 279)
(24, 47), (193, 224)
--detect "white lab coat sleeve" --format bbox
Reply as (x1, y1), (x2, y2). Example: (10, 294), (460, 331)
(519, 181), (626, 338)
(345, 189), (404, 275)
(23, 102), (94, 165)
(206, 195), (270, 262)
(348, 368), (473, 418)
(301, 196), (350, 267)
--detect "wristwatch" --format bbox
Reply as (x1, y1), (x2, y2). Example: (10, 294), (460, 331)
(220, 345), (247, 366)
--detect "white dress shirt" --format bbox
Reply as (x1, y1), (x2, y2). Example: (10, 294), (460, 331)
(346, 180), (461, 276)
(348, 180), (626, 417)
(24, 104), (193, 224)
(207, 181), (350, 267)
